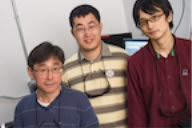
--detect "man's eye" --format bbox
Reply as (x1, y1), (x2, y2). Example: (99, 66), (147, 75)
(39, 69), (47, 73)
(139, 20), (146, 25)
(152, 16), (158, 20)
(89, 25), (95, 29)
(77, 28), (84, 31)
(53, 68), (59, 71)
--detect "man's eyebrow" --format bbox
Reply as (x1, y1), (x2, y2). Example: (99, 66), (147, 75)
(75, 21), (97, 28)
(88, 21), (96, 25)
(75, 23), (84, 28)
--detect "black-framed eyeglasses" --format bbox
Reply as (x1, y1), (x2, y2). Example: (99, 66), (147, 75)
(137, 13), (164, 28)
(83, 70), (111, 98)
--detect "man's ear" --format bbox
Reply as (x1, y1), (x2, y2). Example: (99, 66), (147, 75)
(71, 28), (75, 37)
(100, 22), (103, 29)
(27, 67), (34, 80)
(99, 22), (103, 32)
(167, 11), (173, 23)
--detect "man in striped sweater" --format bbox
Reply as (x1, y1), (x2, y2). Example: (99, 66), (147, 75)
(62, 4), (130, 128)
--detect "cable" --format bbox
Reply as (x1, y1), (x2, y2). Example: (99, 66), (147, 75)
(0, 95), (24, 100)
(10, 0), (28, 62)
(0, 80), (35, 100)
(173, 0), (185, 34)
(0, 0), (30, 101)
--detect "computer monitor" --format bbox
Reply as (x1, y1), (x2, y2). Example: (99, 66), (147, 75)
(101, 33), (132, 49)
(124, 38), (148, 55)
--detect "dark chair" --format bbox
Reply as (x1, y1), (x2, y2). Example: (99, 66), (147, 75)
(1, 121), (13, 128)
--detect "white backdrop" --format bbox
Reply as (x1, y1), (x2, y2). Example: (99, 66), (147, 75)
(15, 0), (129, 59)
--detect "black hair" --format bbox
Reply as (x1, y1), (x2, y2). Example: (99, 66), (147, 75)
(28, 41), (65, 69)
(133, 0), (173, 29)
(69, 4), (100, 28)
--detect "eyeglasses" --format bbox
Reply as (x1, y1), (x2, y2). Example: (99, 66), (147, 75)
(83, 70), (111, 98)
(33, 67), (63, 76)
(74, 23), (99, 34)
(137, 13), (164, 28)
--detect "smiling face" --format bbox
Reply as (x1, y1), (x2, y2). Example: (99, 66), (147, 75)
(138, 8), (172, 41)
(71, 13), (103, 54)
(28, 56), (63, 95)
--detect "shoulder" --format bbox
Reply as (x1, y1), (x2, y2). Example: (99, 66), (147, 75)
(61, 86), (88, 101)
(15, 93), (36, 110)
(175, 37), (191, 54)
(176, 37), (191, 46)
(60, 87), (91, 109)
(104, 44), (130, 62)
(176, 36), (191, 42)
(63, 52), (80, 72)
(64, 52), (79, 65)
(128, 44), (148, 65)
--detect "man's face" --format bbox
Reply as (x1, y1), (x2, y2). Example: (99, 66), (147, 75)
(138, 8), (172, 41)
(28, 56), (63, 94)
(71, 13), (103, 53)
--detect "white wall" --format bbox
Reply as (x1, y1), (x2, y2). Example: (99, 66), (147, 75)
(0, 0), (30, 125)
(16, 0), (129, 59)
(0, 0), (191, 125)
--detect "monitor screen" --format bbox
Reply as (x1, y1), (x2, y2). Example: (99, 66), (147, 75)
(124, 39), (148, 55)
(101, 33), (132, 49)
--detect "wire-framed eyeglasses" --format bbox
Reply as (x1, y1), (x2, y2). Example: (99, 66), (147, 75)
(33, 67), (63, 76)
(74, 23), (99, 34)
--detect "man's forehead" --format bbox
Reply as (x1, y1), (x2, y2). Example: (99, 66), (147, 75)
(139, 7), (162, 15)
(73, 13), (97, 25)
(34, 57), (62, 67)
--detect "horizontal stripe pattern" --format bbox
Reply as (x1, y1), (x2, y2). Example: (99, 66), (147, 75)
(95, 101), (127, 113)
(62, 44), (129, 127)
(63, 52), (128, 71)
(100, 118), (128, 128)
(97, 109), (127, 124)
(65, 70), (126, 87)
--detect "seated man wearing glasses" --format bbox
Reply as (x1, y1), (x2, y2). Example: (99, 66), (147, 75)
(62, 4), (130, 128)
(127, 0), (191, 127)
(13, 42), (99, 128)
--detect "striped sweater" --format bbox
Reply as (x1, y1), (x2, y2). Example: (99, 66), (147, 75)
(62, 42), (130, 128)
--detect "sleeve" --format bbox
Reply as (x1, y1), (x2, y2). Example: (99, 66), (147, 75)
(61, 69), (70, 87)
(13, 103), (23, 128)
(78, 94), (100, 128)
(127, 59), (148, 127)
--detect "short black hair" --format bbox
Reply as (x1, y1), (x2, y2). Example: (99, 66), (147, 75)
(69, 4), (100, 28)
(133, 0), (173, 29)
(28, 41), (65, 69)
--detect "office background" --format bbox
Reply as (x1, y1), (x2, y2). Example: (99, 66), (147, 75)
(0, 0), (191, 124)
